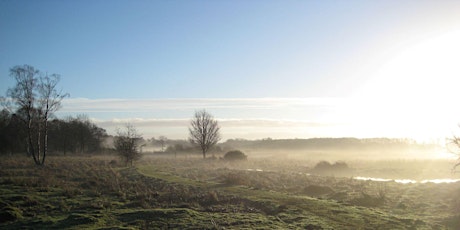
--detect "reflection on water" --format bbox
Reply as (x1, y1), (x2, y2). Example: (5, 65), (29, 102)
(244, 169), (460, 184)
(354, 176), (460, 184)
(420, 178), (460, 183)
(246, 168), (264, 172)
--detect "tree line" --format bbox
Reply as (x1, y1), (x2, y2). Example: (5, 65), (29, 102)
(221, 137), (434, 151)
(0, 111), (107, 156)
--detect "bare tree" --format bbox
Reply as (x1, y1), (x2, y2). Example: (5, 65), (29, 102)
(114, 124), (142, 167)
(2, 65), (67, 165)
(158, 136), (167, 152)
(37, 74), (68, 164)
(447, 134), (460, 173)
(188, 110), (221, 159)
(3, 65), (39, 162)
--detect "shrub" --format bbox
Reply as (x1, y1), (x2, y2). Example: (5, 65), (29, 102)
(314, 161), (332, 171)
(311, 161), (351, 175)
(223, 150), (247, 161)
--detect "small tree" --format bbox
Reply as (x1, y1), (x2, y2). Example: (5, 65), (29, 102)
(114, 124), (142, 167)
(158, 136), (167, 152)
(188, 110), (221, 159)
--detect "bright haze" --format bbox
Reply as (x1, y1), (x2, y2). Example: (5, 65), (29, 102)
(1, 1), (460, 141)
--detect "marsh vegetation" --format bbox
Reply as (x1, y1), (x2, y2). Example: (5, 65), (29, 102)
(1, 153), (459, 229)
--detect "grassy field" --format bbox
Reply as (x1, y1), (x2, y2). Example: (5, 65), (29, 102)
(1, 154), (459, 229)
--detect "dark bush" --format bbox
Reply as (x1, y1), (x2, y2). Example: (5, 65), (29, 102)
(333, 161), (349, 170)
(223, 150), (247, 161)
(311, 161), (351, 175)
(314, 161), (332, 171)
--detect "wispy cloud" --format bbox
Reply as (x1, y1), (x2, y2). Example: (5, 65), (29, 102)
(57, 97), (344, 121)
(59, 97), (344, 112)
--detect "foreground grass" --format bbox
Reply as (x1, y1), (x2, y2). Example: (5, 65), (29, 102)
(0, 155), (459, 229)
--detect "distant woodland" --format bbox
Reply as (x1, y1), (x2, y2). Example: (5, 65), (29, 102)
(221, 137), (437, 151)
(0, 107), (439, 157)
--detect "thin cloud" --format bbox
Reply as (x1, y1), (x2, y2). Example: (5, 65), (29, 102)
(95, 118), (190, 127)
(59, 97), (344, 113)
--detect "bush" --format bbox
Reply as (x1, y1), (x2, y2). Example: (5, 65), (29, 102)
(223, 150), (247, 161)
(311, 161), (351, 175)
(314, 161), (332, 171)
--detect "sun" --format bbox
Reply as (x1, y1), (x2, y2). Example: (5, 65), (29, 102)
(351, 29), (460, 141)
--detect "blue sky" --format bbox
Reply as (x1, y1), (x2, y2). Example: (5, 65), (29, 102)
(2, 0), (460, 141)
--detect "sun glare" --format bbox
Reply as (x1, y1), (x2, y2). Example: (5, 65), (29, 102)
(351, 30), (460, 141)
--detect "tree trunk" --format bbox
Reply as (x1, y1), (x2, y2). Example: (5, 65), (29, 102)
(37, 119), (41, 164)
(41, 117), (48, 165)
(27, 114), (38, 165)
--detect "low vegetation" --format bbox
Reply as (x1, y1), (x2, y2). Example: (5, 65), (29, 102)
(1, 155), (459, 229)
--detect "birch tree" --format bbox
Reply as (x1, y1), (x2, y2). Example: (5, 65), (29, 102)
(2, 65), (68, 165)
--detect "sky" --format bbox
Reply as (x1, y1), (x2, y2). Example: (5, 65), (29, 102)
(2, 0), (460, 141)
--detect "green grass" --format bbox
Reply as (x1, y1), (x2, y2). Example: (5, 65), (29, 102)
(0, 155), (459, 229)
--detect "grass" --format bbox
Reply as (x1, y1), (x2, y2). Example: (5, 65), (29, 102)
(0, 155), (459, 229)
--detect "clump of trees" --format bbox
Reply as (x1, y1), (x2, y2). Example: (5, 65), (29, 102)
(223, 150), (247, 161)
(47, 115), (107, 154)
(1, 65), (68, 165)
(114, 124), (143, 167)
(188, 110), (221, 159)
